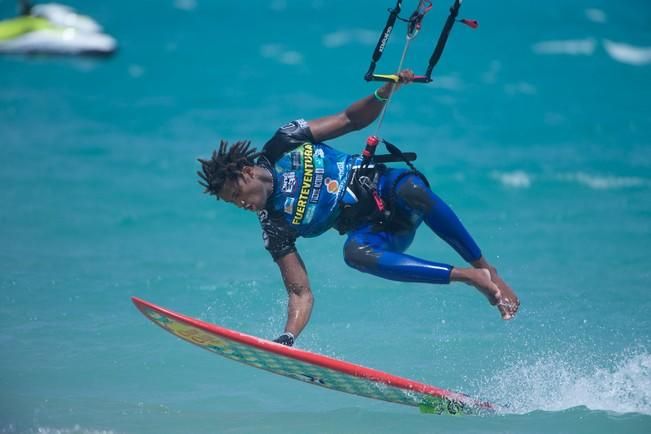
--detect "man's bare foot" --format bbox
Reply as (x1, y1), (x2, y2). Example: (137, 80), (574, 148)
(471, 257), (520, 320)
(450, 267), (502, 306)
(486, 268), (519, 320)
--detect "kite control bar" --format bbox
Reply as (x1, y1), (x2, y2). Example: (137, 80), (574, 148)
(353, 0), (479, 209)
(364, 0), (478, 84)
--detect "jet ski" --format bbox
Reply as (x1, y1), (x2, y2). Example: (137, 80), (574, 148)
(0, 3), (117, 55)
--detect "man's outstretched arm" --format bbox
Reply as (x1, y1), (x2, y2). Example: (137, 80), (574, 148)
(308, 70), (414, 143)
(274, 251), (313, 345)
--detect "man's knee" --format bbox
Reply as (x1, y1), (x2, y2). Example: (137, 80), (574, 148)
(343, 240), (380, 273)
(395, 175), (436, 213)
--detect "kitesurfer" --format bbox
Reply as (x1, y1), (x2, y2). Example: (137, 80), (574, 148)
(198, 70), (520, 347)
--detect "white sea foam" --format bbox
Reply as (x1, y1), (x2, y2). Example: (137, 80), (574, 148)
(504, 82), (537, 96)
(260, 44), (303, 65)
(603, 39), (651, 66)
(127, 65), (144, 78)
(492, 171), (647, 190)
(479, 351), (651, 415)
(429, 75), (464, 91)
(481, 60), (501, 84)
(532, 38), (596, 56)
(173, 0), (196, 11)
(270, 0), (287, 12)
(322, 29), (377, 48)
(585, 8), (607, 23)
(544, 112), (566, 126)
(560, 172), (647, 190)
(491, 171), (532, 188)
(35, 426), (118, 434)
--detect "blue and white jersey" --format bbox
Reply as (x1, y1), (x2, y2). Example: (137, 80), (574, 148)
(257, 120), (354, 260)
(269, 141), (351, 236)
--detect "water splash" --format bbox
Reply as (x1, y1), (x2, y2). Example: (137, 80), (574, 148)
(477, 350), (651, 415)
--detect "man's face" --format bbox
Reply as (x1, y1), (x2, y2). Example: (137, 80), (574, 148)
(218, 167), (267, 212)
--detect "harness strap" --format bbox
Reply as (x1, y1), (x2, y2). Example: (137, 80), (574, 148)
(374, 152), (417, 164)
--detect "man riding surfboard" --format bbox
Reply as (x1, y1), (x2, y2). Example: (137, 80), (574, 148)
(198, 70), (520, 346)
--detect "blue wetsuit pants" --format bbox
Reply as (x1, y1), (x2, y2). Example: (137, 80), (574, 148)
(343, 169), (482, 284)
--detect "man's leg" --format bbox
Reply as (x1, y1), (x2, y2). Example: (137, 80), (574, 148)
(391, 173), (520, 319)
(343, 225), (504, 307)
(344, 226), (452, 284)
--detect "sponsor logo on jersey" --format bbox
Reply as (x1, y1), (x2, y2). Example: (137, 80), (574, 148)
(281, 120), (296, 130)
(325, 177), (339, 194)
(284, 197), (295, 214)
(281, 172), (297, 194)
(313, 148), (325, 170)
(292, 144), (314, 225)
(337, 161), (345, 179)
(309, 169), (324, 204)
(314, 147), (325, 169)
(258, 210), (270, 248)
(291, 152), (301, 169)
(304, 205), (316, 224)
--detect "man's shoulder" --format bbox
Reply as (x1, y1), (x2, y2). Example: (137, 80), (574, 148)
(260, 119), (315, 164)
(277, 119), (310, 136)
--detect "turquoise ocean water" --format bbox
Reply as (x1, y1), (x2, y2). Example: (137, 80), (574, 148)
(2, 0), (650, 432)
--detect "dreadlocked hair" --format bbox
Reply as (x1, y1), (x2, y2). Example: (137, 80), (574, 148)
(197, 140), (262, 198)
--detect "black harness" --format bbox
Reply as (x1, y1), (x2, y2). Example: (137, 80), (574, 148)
(334, 142), (429, 235)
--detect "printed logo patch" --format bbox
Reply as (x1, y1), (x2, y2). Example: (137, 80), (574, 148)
(281, 172), (297, 194)
(337, 162), (345, 179)
(258, 210), (270, 247)
(314, 148), (325, 170)
(281, 120), (296, 130)
(291, 152), (302, 169)
(310, 170), (324, 203)
(304, 205), (316, 224)
(292, 144), (314, 225)
(284, 197), (295, 214)
(325, 177), (339, 194)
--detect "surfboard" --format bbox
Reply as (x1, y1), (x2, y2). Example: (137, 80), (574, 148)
(132, 297), (493, 415)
